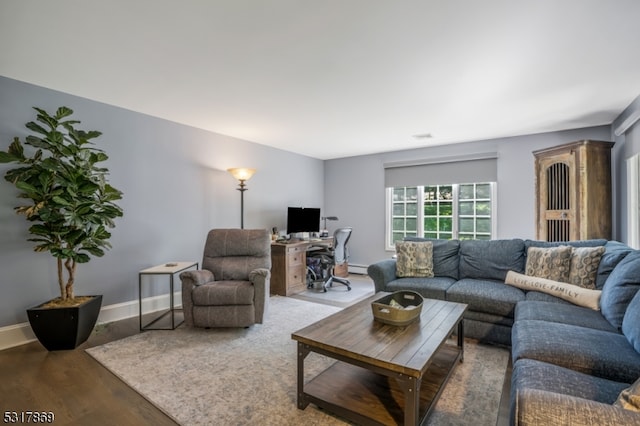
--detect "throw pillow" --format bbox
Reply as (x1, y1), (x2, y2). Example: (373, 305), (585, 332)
(395, 241), (434, 278)
(525, 245), (573, 282)
(614, 377), (640, 412)
(505, 270), (601, 310)
(600, 250), (640, 330)
(568, 246), (605, 289)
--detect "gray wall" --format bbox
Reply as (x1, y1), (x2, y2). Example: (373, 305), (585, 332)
(613, 94), (640, 244)
(0, 76), (324, 327)
(323, 126), (614, 267)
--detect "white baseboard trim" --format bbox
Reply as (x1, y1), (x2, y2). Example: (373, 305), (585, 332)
(348, 264), (369, 275)
(0, 292), (181, 351)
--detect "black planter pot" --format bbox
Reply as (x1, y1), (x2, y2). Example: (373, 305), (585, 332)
(27, 295), (103, 351)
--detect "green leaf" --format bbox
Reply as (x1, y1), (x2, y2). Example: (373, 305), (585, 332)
(15, 180), (38, 194)
(55, 106), (73, 120)
(25, 121), (49, 136)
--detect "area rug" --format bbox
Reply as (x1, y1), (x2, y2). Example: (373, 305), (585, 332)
(290, 274), (375, 307)
(87, 296), (509, 425)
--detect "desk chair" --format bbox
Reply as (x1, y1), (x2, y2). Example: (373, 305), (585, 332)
(307, 227), (352, 292)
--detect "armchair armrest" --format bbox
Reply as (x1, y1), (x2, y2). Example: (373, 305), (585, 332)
(249, 268), (271, 323)
(515, 388), (640, 425)
(180, 269), (214, 286)
(180, 269), (214, 327)
(367, 259), (398, 293)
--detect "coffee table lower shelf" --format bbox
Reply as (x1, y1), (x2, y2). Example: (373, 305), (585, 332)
(301, 343), (462, 426)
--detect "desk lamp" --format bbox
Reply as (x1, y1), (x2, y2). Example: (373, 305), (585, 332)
(227, 168), (256, 229)
(321, 216), (338, 237)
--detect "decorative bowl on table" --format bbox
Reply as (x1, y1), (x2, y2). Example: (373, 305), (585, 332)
(371, 291), (424, 326)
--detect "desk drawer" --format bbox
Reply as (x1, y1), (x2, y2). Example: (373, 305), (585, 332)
(287, 264), (305, 285)
(287, 249), (304, 266)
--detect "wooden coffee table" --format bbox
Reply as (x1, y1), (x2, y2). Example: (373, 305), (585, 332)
(291, 292), (467, 426)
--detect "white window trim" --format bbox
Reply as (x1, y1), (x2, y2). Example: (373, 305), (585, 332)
(385, 183), (497, 251)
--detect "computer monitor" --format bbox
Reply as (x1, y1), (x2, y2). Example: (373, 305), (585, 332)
(286, 207), (321, 235)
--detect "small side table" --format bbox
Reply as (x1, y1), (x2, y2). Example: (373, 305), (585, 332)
(139, 261), (198, 331)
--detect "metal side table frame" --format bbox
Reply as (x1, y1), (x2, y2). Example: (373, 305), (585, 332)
(139, 261), (198, 331)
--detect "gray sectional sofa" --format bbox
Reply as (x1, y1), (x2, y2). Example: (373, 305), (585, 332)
(367, 238), (640, 425)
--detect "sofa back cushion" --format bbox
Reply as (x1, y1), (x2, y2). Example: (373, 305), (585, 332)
(404, 238), (460, 279)
(601, 250), (640, 330)
(622, 289), (640, 353)
(597, 240), (634, 289)
(459, 239), (525, 281)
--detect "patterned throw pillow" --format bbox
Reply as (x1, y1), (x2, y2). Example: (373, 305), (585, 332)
(396, 241), (434, 278)
(615, 377), (640, 412)
(568, 246), (605, 289)
(525, 246), (573, 282)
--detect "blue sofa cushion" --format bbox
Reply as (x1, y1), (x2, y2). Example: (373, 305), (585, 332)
(525, 290), (572, 305)
(524, 239), (607, 250)
(622, 290), (640, 353)
(446, 278), (525, 317)
(459, 239), (525, 281)
(404, 238), (460, 279)
(512, 358), (629, 405)
(601, 250), (640, 330)
(596, 241), (634, 289)
(512, 319), (640, 383)
(386, 276), (455, 300)
(515, 300), (617, 333)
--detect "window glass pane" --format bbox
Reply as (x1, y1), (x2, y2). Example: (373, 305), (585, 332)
(477, 218), (491, 233)
(424, 217), (437, 230)
(439, 202), (452, 216)
(406, 187), (418, 200)
(476, 234), (491, 241)
(476, 201), (491, 215)
(393, 188), (404, 201)
(424, 186), (437, 200)
(459, 218), (474, 233)
(393, 218), (405, 229)
(439, 186), (453, 200)
(406, 203), (418, 215)
(439, 232), (453, 239)
(424, 232), (438, 239)
(439, 218), (452, 232)
(392, 233), (405, 243)
(459, 184), (474, 199)
(393, 204), (405, 215)
(476, 184), (491, 199)
(424, 202), (437, 215)
(459, 201), (474, 215)
(406, 218), (417, 231)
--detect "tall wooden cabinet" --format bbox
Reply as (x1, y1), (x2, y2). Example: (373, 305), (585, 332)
(533, 140), (614, 241)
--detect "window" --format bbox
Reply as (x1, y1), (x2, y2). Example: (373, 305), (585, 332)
(386, 182), (496, 249)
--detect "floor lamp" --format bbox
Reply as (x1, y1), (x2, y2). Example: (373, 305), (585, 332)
(227, 168), (256, 229)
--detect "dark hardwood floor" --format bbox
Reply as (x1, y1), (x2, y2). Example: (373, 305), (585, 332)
(0, 286), (513, 425)
(0, 315), (178, 425)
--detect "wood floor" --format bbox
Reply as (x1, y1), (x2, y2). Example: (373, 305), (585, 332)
(0, 288), (513, 425)
(0, 315), (177, 426)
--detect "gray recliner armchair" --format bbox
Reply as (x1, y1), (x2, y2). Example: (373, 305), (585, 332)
(180, 228), (271, 328)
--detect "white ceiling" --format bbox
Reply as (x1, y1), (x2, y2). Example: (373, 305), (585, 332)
(2, 1), (640, 160)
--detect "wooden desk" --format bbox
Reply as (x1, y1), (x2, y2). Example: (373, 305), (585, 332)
(270, 238), (334, 296)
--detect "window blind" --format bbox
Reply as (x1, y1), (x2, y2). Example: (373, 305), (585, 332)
(384, 153), (498, 187)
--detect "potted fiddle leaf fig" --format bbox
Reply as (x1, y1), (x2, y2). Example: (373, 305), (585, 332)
(0, 106), (123, 350)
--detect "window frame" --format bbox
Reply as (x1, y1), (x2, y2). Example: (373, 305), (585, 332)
(385, 182), (497, 251)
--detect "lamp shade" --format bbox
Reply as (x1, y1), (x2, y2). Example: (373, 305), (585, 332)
(227, 168), (256, 181)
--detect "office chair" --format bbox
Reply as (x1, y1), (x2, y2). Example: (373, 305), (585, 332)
(308, 227), (352, 292)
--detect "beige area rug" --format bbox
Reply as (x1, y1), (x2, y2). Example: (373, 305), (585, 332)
(87, 296), (509, 426)
(291, 274), (376, 307)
